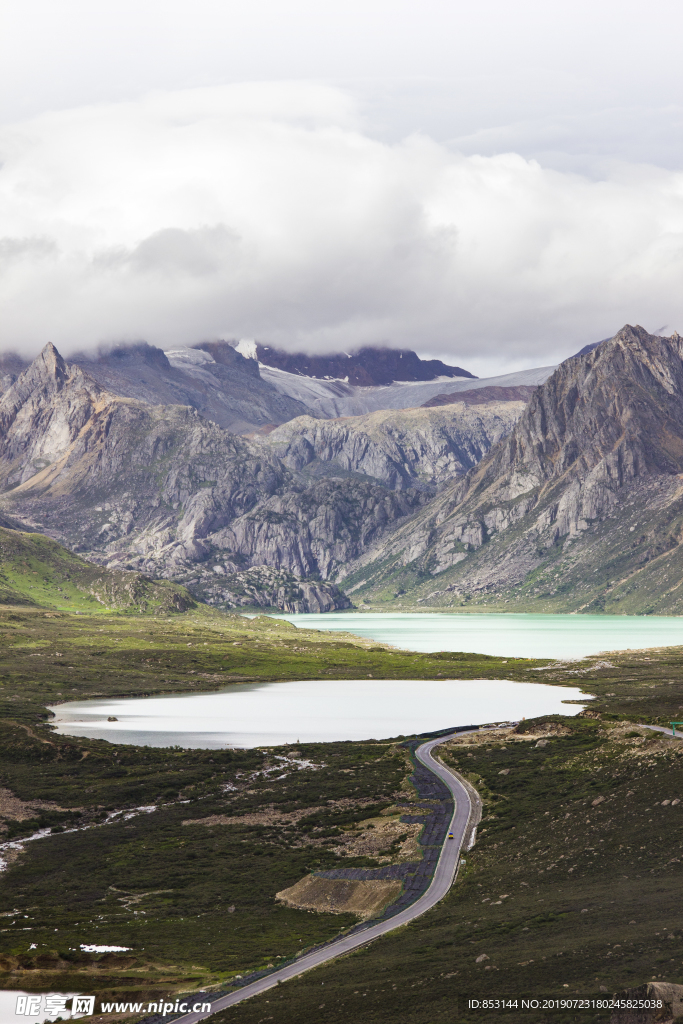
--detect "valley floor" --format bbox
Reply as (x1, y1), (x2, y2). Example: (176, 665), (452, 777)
(0, 607), (682, 1022)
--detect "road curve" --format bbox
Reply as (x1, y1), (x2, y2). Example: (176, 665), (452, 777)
(173, 733), (474, 1023)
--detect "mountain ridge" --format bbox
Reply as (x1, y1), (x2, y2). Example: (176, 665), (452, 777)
(239, 342), (476, 385)
(0, 340), (556, 427)
(258, 402), (524, 492)
(0, 341), (311, 435)
(342, 325), (683, 614)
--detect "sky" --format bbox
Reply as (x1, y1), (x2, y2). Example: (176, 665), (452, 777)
(1, 0), (682, 376)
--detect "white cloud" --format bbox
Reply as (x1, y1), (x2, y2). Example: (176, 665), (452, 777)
(1, 82), (683, 373)
(3, 1), (683, 161)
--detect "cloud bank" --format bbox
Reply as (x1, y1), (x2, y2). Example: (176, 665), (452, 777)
(1, 82), (683, 372)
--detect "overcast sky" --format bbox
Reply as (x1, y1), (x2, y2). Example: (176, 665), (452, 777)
(1, 0), (682, 375)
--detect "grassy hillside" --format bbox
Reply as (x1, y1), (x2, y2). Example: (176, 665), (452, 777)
(0, 526), (194, 614)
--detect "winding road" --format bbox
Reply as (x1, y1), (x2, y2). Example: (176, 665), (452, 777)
(173, 732), (476, 1023)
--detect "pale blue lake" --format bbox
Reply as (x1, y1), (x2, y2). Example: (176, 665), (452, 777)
(49, 678), (590, 749)
(276, 611), (683, 660)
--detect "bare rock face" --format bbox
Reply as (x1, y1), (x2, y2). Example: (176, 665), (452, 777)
(178, 565), (352, 613)
(347, 326), (683, 614)
(258, 403), (524, 492)
(0, 344), (108, 489)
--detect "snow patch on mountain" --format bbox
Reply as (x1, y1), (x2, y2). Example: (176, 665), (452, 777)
(259, 364), (558, 418)
(235, 339), (259, 360)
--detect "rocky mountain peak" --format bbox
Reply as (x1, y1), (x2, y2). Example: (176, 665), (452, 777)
(25, 342), (69, 386)
(1, 342), (99, 414)
(487, 324), (683, 500)
(0, 344), (105, 489)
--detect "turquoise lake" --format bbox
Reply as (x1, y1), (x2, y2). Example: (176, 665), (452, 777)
(275, 611), (683, 660)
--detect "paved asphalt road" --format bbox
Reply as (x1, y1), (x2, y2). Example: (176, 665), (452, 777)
(642, 724), (683, 739)
(173, 732), (473, 1023)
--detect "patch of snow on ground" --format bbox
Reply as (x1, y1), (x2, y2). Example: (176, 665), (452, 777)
(164, 347), (216, 366)
(80, 944), (131, 952)
(0, 805), (159, 874)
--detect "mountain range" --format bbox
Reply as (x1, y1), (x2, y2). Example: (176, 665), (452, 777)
(0, 341), (479, 434)
(0, 326), (678, 615)
(0, 344), (526, 612)
(1, 342), (309, 436)
(241, 341), (476, 385)
(0, 341), (554, 431)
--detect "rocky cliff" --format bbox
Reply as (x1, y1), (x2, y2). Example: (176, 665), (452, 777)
(258, 402), (524, 492)
(345, 326), (683, 615)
